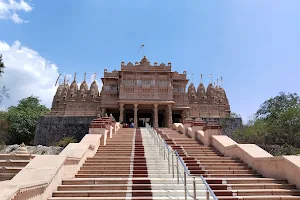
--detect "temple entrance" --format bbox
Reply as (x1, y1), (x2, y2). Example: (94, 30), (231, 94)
(158, 113), (165, 127)
(121, 104), (170, 128)
(138, 109), (153, 127)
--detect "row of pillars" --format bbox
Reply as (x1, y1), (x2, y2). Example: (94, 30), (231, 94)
(119, 103), (173, 128)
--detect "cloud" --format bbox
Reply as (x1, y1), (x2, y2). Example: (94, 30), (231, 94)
(0, 40), (59, 110)
(0, 0), (33, 23)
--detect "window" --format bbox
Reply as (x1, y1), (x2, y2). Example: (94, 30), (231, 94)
(151, 80), (155, 86)
(137, 80), (142, 86)
(123, 79), (133, 86)
(142, 79), (151, 85)
(111, 85), (118, 92)
(104, 85), (110, 91)
(158, 80), (168, 86)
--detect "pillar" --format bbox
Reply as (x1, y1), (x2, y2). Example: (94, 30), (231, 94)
(134, 103), (138, 127)
(119, 103), (124, 123)
(153, 103), (158, 128)
(168, 104), (172, 128)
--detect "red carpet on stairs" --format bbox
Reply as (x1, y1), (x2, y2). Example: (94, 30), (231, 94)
(132, 128), (153, 198)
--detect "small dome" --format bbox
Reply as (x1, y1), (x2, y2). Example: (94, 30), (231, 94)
(188, 83), (197, 101)
(140, 56), (149, 63)
(197, 83), (206, 103)
(80, 81), (88, 91)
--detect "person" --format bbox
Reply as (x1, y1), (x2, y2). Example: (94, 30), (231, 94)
(130, 122), (135, 128)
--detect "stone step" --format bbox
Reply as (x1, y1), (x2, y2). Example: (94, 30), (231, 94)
(213, 189), (300, 196)
(0, 167), (22, 173)
(48, 197), (213, 200)
(205, 178), (288, 184)
(217, 195), (300, 200)
(52, 189), (209, 197)
(204, 170), (257, 175)
(210, 183), (296, 190)
(57, 184), (207, 191)
(77, 170), (169, 174)
(201, 174), (262, 178)
(0, 160), (30, 167)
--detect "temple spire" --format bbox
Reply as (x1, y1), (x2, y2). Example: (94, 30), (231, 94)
(210, 74), (212, 84)
(74, 72), (77, 82)
(93, 73), (97, 82)
(217, 79), (219, 87)
(63, 75), (66, 85)
(84, 73), (86, 82)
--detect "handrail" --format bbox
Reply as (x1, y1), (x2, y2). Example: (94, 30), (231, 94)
(174, 150), (218, 200)
(146, 125), (218, 200)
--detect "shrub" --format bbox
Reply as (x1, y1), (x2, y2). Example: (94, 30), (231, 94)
(55, 137), (77, 147)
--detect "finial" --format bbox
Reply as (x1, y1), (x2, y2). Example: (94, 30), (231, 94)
(93, 73), (96, 82)
(217, 79), (219, 87)
(220, 77), (223, 88)
(74, 72), (77, 82)
(84, 73), (86, 82)
(210, 74), (212, 84)
(214, 82), (216, 87)
(55, 74), (61, 86)
(200, 74), (203, 84)
(63, 76), (66, 85)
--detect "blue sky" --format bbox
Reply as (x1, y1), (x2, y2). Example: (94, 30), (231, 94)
(0, 0), (300, 122)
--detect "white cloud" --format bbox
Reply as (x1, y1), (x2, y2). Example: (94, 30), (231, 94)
(0, 0), (32, 23)
(0, 40), (59, 110)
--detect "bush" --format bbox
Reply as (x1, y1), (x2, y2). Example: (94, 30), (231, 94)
(55, 137), (77, 147)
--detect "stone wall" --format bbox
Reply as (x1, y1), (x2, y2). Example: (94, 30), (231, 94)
(34, 116), (242, 146)
(34, 116), (95, 146)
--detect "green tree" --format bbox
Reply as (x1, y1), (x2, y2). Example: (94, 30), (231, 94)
(5, 96), (50, 145)
(233, 92), (300, 155)
(0, 54), (9, 103)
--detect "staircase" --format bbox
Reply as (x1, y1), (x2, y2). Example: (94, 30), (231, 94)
(48, 127), (211, 200)
(0, 144), (33, 181)
(157, 128), (300, 200)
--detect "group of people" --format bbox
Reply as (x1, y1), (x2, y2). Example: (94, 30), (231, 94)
(121, 121), (135, 128)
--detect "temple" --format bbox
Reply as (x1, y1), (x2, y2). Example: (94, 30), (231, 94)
(50, 56), (230, 127)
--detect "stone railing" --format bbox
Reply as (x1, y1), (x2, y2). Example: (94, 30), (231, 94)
(211, 135), (300, 189)
(0, 133), (106, 200)
(173, 120), (300, 188)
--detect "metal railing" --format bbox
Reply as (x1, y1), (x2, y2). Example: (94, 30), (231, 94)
(146, 125), (218, 200)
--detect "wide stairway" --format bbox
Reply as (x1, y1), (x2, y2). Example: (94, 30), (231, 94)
(158, 128), (300, 200)
(48, 128), (211, 200)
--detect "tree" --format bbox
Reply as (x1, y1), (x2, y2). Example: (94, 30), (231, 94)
(0, 54), (9, 103)
(232, 92), (300, 155)
(5, 96), (50, 145)
(256, 92), (300, 120)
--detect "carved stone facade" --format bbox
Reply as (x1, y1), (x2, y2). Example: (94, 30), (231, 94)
(50, 56), (230, 127)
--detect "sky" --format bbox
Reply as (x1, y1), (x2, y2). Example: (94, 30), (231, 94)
(0, 0), (300, 122)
